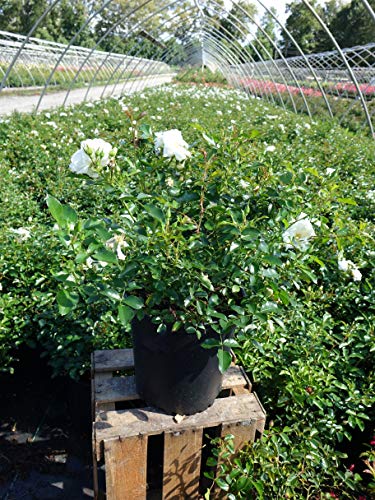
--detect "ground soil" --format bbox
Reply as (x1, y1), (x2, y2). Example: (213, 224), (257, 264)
(0, 348), (95, 499)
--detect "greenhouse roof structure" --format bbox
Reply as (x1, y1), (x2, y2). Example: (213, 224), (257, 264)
(0, 0), (374, 136)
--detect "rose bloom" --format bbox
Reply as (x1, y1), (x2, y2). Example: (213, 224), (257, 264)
(105, 233), (127, 261)
(69, 138), (113, 178)
(10, 227), (31, 240)
(351, 268), (362, 282)
(338, 257), (362, 282)
(338, 258), (350, 272)
(154, 129), (191, 161)
(283, 217), (316, 251)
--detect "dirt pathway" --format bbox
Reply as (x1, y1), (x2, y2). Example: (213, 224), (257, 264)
(0, 74), (175, 115)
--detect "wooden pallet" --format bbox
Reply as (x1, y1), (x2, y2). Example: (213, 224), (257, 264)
(92, 348), (266, 500)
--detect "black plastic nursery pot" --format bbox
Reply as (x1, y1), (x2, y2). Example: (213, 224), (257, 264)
(132, 317), (224, 415)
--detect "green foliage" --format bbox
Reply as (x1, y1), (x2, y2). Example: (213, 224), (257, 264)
(204, 430), (367, 498)
(0, 83), (374, 495)
(0, 60), (148, 91)
(281, 0), (375, 55)
(246, 7), (278, 61)
(174, 67), (228, 85)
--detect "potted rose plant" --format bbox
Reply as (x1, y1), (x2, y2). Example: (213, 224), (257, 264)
(47, 122), (315, 415)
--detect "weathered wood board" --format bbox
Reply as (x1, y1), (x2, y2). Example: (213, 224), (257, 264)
(91, 349), (265, 500)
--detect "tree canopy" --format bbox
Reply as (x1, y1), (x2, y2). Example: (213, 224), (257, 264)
(0, 0), (374, 59)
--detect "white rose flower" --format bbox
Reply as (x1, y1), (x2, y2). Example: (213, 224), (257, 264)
(338, 259), (350, 272)
(154, 129), (191, 162)
(338, 256), (362, 281)
(351, 268), (362, 282)
(69, 138), (113, 178)
(326, 168), (336, 175)
(46, 121), (58, 129)
(265, 145), (276, 153)
(10, 227), (31, 240)
(106, 233), (128, 261)
(283, 217), (316, 251)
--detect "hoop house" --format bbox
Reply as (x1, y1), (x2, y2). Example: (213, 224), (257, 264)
(0, 0), (374, 135)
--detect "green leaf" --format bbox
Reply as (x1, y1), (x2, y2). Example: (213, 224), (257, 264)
(253, 481), (264, 496)
(46, 195), (77, 228)
(252, 340), (265, 354)
(56, 289), (79, 315)
(206, 457), (218, 466)
(202, 132), (216, 146)
(279, 172), (293, 184)
(93, 249), (118, 264)
(223, 338), (240, 348)
(215, 478), (229, 491)
(200, 273), (214, 291)
(248, 129), (261, 139)
(264, 255), (283, 267)
(208, 294), (220, 307)
(337, 197), (357, 205)
(231, 305), (245, 315)
(172, 321), (182, 332)
(217, 349), (232, 373)
(241, 227), (260, 240)
(102, 289), (122, 301)
(118, 304), (136, 325)
(309, 255), (325, 268)
(201, 338), (221, 349)
(123, 295), (144, 310)
(139, 123), (152, 139)
(144, 204), (165, 224)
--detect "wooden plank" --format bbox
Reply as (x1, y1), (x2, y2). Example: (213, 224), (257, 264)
(104, 435), (147, 500)
(91, 353), (99, 500)
(95, 394), (265, 459)
(162, 429), (203, 499)
(95, 372), (115, 414)
(220, 420), (257, 450)
(239, 366), (252, 392)
(222, 365), (248, 391)
(94, 349), (134, 372)
(94, 349), (247, 388)
(94, 365), (248, 406)
(96, 375), (138, 403)
(253, 392), (266, 435)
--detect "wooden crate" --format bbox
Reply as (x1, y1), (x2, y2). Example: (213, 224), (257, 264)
(92, 349), (266, 500)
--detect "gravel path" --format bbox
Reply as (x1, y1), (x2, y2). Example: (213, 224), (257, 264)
(0, 74), (175, 115)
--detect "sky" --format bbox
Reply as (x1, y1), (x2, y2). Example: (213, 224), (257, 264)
(224, 0), (350, 28)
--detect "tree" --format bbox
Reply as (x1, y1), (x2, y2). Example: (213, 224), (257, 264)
(93, 1), (171, 56)
(0, 0), (23, 33)
(208, 0), (257, 43)
(280, 0), (325, 56)
(314, 0), (344, 52)
(19, 0), (47, 34)
(281, 0), (374, 57)
(58, 0), (94, 47)
(329, 0), (375, 49)
(246, 7), (278, 61)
